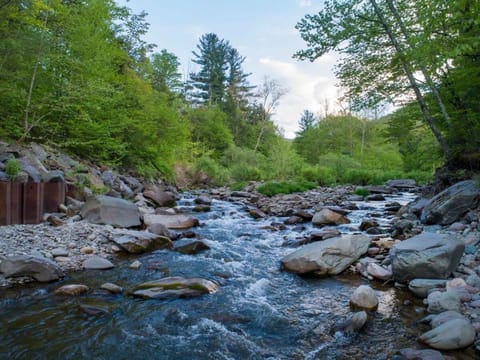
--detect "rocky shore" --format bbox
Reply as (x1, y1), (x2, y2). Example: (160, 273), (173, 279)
(0, 142), (480, 358)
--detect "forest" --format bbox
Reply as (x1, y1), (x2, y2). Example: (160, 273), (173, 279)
(0, 0), (479, 189)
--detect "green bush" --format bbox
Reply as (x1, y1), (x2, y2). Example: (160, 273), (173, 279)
(354, 187), (370, 197)
(230, 164), (263, 182)
(257, 181), (317, 197)
(5, 158), (21, 180)
(316, 166), (337, 186)
(194, 156), (230, 186)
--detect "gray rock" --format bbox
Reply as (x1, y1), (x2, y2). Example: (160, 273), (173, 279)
(18, 157), (44, 182)
(280, 234), (370, 275)
(194, 195), (212, 205)
(143, 214), (199, 230)
(365, 194), (386, 201)
(143, 190), (176, 207)
(173, 240), (210, 254)
(312, 208), (350, 227)
(390, 233), (464, 283)
(101, 170), (115, 187)
(112, 230), (172, 254)
(396, 348), (446, 360)
(336, 311), (368, 333)
(147, 223), (177, 239)
(0, 255), (63, 282)
(386, 179), (417, 190)
(80, 195), (141, 228)
(100, 282), (123, 294)
(427, 291), (461, 313)
(419, 318), (475, 350)
(421, 180), (480, 225)
(43, 170), (64, 183)
(350, 285), (378, 311)
(51, 248), (69, 257)
(366, 263), (392, 281)
(425, 310), (467, 328)
(54, 284), (89, 296)
(82, 256), (114, 270)
(132, 277), (219, 299)
(408, 279), (447, 298)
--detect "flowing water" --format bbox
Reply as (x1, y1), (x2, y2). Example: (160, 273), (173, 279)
(0, 192), (474, 359)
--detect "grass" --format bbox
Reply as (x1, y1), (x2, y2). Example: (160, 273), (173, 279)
(257, 181), (317, 197)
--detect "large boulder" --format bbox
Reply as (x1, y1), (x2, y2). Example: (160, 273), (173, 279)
(112, 230), (172, 254)
(0, 255), (63, 282)
(419, 318), (475, 350)
(143, 190), (176, 207)
(390, 233), (464, 283)
(80, 195), (141, 228)
(280, 234), (370, 276)
(312, 208), (350, 227)
(420, 180), (480, 225)
(131, 276), (219, 299)
(143, 214), (199, 229)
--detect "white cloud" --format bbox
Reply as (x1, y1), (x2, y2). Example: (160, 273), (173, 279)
(298, 0), (313, 7)
(258, 57), (339, 138)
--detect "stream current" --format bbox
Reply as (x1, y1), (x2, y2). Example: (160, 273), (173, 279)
(0, 191), (467, 359)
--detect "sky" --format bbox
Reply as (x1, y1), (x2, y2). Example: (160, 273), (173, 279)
(118, 0), (338, 138)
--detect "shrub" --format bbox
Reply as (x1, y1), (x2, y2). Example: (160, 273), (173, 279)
(5, 158), (21, 180)
(354, 187), (370, 197)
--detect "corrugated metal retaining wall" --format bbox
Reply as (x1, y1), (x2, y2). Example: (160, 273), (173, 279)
(0, 182), (66, 225)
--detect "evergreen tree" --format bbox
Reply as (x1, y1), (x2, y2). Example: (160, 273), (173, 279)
(297, 110), (316, 133)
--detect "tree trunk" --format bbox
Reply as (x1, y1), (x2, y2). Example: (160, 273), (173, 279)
(369, 0), (451, 161)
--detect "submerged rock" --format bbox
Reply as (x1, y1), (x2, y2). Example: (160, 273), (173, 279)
(173, 239), (210, 254)
(100, 282), (123, 294)
(0, 255), (63, 282)
(280, 234), (370, 276)
(131, 277), (219, 299)
(82, 256), (115, 270)
(335, 311), (368, 333)
(390, 232), (464, 283)
(408, 279), (447, 298)
(54, 284), (89, 296)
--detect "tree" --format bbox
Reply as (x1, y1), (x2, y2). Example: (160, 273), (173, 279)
(297, 109), (316, 133)
(150, 49), (182, 93)
(253, 76), (286, 153)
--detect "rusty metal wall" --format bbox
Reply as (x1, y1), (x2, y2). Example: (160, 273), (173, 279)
(0, 182), (65, 226)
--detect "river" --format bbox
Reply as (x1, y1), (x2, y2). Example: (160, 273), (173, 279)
(0, 191), (474, 359)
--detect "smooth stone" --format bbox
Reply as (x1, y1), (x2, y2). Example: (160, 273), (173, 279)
(129, 260), (142, 269)
(366, 263), (392, 281)
(80, 195), (141, 228)
(335, 311), (368, 333)
(79, 304), (110, 316)
(80, 247), (95, 254)
(424, 310), (467, 328)
(408, 279), (447, 298)
(427, 291), (461, 313)
(132, 277), (219, 299)
(82, 256), (115, 270)
(350, 285), (378, 311)
(281, 235), (371, 276)
(54, 284), (89, 296)
(0, 255), (63, 282)
(51, 248), (69, 257)
(54, 256), (70, 263)
(396, 348), (446, 360)
(100, 282), (123, 294)
(419, 318), (476, 350)
(194, 195), (212, 205)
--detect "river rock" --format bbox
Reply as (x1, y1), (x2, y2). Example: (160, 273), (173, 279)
(0, 255), (63, 282)
(386, 179), (417, 190)
(82, 256), (115, 270)
(143, 214), (199, 229)
(173, 239), (210, 254)
(390, 233), (464, 283)
(408, 279), (447, 298)
(143, 190), (176, 207)
(281, 235), (370, 276)
(419, 318), (476, 350)
(131, 276), (219, 299)
(80, 195), (141, 228)
(365, 194), (386, 201)
(336, 311), (368, 333)
(312, 208), (350, 227)
(424, 310), (467, 328)
(350, 285), (378, 311)
(366, 263), (392, 281)
(421, 180), (480, 225)
(54, 284), (89, 296)
(100, 282), (123, 294)
(146, 223), (176, 239)
(129, 260), (142, 269)
(426, 291), (461, 313)
(194, 195), (212, 205)
(396, 348), (447, 360)
(309, 229), (341, 242)
(111, 230), (172, 254)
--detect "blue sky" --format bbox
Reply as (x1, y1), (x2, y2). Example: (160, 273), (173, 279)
(118, 0), (338, 137)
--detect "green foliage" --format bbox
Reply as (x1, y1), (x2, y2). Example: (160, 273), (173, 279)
(5, 159), (21, 180)
(354, 188), (370, 197)
(257, 181), (317, 197)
